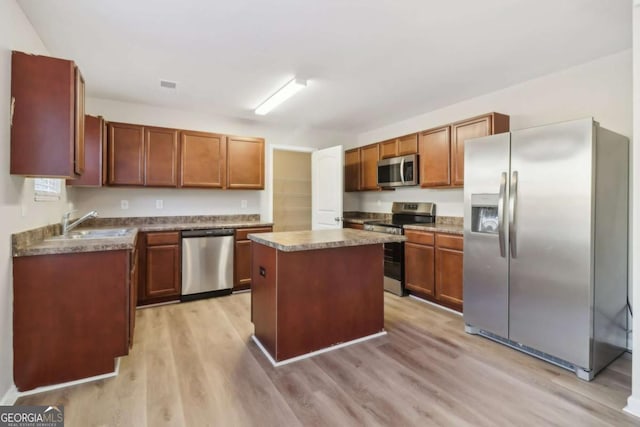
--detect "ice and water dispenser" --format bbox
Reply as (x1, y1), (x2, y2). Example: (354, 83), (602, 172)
(470, 194), (500, 234)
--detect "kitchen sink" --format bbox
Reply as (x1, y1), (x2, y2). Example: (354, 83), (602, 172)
(46, 228), (134, 241)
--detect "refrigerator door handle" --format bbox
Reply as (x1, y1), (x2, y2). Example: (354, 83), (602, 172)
(498, 171), (507, 257)
(509, 170), (518, 258)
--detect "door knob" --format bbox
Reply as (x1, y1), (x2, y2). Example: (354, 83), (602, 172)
(334, 217), (342, 222)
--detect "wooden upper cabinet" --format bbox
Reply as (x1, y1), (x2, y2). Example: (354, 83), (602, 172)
(227, 136), (265, 189)
(451, 113), (510, 186)
(344, 148), (361, 192)
(419, 126), (451, 187)
(10, 51), (84, 178)
(108, 123), (145, 185)
(380, 134), (418, 159)
(179, 131), (226, 188)
(145, 127), (179, 187)
(360, 143), (380, 190)
(68, 115), (105, 187)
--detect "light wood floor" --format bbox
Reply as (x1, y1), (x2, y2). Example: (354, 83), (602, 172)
(18, 293), (636, 426)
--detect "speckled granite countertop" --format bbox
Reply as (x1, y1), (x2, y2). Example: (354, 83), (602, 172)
(248, 229), (406, 252)
(403, 223), (464, 235)
(13, 215), (273, 257)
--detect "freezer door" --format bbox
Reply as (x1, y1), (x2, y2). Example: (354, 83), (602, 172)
(509, 118), (594, 368)
(463, 133), (510, 337)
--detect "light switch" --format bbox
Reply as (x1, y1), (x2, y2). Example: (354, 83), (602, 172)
(156, 200), (163, 209)
(120, 200), (129, 210)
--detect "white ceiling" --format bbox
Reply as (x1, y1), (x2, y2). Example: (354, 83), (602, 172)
(17, 0), (631, 133)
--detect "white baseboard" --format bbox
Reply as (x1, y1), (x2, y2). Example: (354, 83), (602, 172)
(0, 385), (19, 405)
(252, 331), (387, 367)
(0, 359), (121, 405)
(624, 395), (640, 418)
(408, 295), (463, 317)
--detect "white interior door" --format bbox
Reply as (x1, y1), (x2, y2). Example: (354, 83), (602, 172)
(312, 145), (343, 230)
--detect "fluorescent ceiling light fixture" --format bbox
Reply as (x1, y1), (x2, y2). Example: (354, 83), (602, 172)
(254, 78), (307, 115)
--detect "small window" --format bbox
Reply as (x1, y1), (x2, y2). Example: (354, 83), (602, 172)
(34, 178), (63, 201)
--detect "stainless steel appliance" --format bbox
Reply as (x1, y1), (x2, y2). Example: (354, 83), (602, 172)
(364, 202), (435, 296)
(181, 228), (235, 301)
(463, 118), (628, 381)
(377, 154), (418, 187)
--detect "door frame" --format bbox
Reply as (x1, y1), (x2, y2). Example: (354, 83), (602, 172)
(265, 144), (315, 223)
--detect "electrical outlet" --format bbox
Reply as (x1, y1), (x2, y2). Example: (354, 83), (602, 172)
(241, 199), (248, 209)
(120, 200), (129, 210)
(156, 200), (163, 209)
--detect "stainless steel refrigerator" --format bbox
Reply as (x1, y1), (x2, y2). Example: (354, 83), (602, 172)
(463, 117), (628, 381)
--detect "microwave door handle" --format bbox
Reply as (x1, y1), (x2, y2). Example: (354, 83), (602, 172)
(498, 172), (507, 258)
(400, 158), (405, 184)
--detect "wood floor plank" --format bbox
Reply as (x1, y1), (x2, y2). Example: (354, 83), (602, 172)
(15, 292), (636, 426)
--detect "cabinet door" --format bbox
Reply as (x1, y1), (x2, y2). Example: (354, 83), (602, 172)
(419, 126), (451, 187)
(129, 247), (138, 349)
(145, 127), (179, 187)
(234, 240), (251, 290)
(344, 148), (361, 192)
(397, 133), (418, 155)
(108, 123), (145, 185)
(343, 222), (364, 230)
(435, 247), (463, 310)
(68, 115), (104, 186)
(451, 116), (491, 186)
(74, 68), (85, 175)
(145, 244), (181, 299)
(379, 139), (397, 159)
(227, 136), (265, 189)
(404, 242), (435, 296)
(360, 143), (380, 190)
(180, 130), (226, 188)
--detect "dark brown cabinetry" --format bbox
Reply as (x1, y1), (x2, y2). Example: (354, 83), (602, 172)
(11, 51), (85, 178)
(68, 115), (106, 187)
(343, 222), (364, 230)
(137, 231), (181, 305)
(419, 126), (451, 187)
(404, 230), (463, 312)
(227, 136), (265, 189)
(180, 131), (226, 188)
(13, 250), (133, 391)
(234, 227), (272, 291)
(145, 127), (179, 187)
(344, 148), (361, 192)
(108, 122), (145, 185)
(450, 113), (510, 187)
(380, 133), (418, 159)
(360, 143), (380, 190)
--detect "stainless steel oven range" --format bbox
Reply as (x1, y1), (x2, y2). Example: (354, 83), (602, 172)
(364, 202), (435, 296)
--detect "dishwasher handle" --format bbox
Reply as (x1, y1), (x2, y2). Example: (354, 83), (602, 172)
(181, 228), (235, 238)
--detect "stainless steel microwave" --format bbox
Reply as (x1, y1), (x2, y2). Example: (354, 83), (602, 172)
(377, 154), (418, 187)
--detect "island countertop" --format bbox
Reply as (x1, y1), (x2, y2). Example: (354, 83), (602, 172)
(248, 229), (405, 252)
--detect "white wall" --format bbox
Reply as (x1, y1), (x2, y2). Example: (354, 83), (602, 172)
(348, 50), (632, 217)
(72, 98), (354, 220)
(0, 0), (75, 403)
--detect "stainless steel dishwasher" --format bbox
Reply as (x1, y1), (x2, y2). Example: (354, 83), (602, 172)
(181, 228), (234, 301)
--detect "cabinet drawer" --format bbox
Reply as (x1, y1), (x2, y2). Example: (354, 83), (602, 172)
(236, 227), (272, 241)
(405, 230), (435, 245)
(146, 231), (180, 246)
(435, 233), (463, 251)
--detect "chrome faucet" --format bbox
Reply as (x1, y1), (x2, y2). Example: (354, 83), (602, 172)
(62, 210), (98, 235)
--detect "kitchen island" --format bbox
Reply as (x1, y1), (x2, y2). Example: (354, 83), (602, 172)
(248, 229), (405, 365)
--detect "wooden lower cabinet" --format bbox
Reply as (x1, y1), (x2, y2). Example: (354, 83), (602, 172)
(13, 250), (133, 391)
(343, 222), (364, 230)
(234, 227), (272, 291)
(404, 230), (463, 312)
(137, 231), (181, 305)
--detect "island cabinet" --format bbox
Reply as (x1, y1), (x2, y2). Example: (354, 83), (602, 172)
(227, 136), (265, 189)
(137, 231), (181, 306)
(13, 249), (134, 391)
(344, 148), (361, 192)
(234, 226), (273, 291)
(404, 229), (464, 312)
(11, 51), (85, 178)
(67, 115), (107, 187)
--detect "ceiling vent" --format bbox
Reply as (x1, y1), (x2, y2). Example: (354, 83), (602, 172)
(159, 79), (177, 89)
